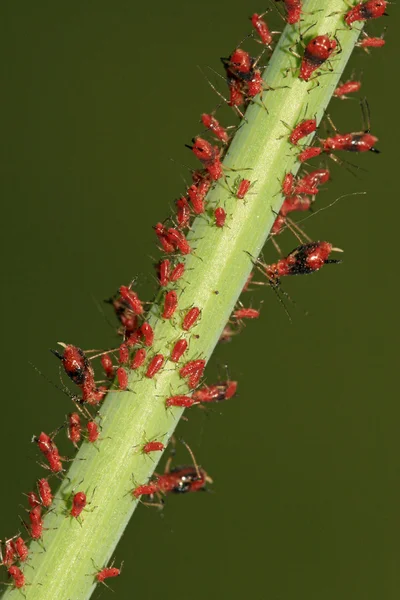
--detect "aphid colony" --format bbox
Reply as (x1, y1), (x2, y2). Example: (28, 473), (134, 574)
(1, 0), (388, 592)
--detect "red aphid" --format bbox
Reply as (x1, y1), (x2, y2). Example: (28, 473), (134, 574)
(38, 478), (53, 508)
(191, 137), (219, 163)
(170, 262), (185, 282)
(52, 344), (104, 406)
(176, 196), (191, 229)
(27, 491), (40, 508)
(193, 380), (238, 403)
(166, 395), (197, 408)
(294, 169), (330, 195)
(214, 207), (227, 228)
(289, 118), (317, 145)
(282, 173), (295, 196)
(237, 179), (251, 199)
(126, 329), (141, 347)
(167, 228), (191, 255)
(322, 131), (379, 153)
(152, 466), (210, 495)
(145, 354), (164, 379)
(170, 339), (188, 363)
(334, 79), (362, 99)
(233, 308), (260, 320)
(345, 0), (387, 26)
(29, 505), (43, 540)
(68, 412), (81, 447)
(119, 286), (144, 316)
(299, 35), (337, 81)
(34, 432), (63, 473)
(158, 259), (171, 287)
(101, 353), (114, 379)
(180, 359), (206, 378)
(281, 0), (302, 24)
(222, 48), (253, 78)
(13, 537), (29, 563)
(228, 79), (245, 108)
(201, 113), (229, 143)
(182, 307), (201, 331)
(154, 222), (175, 253)
(163, 290), (178, 319)
(131, 348), (147, 370)
(132, 483), (159, 498)
(108, 295), (138, 336)
(298, 146), (323, 162)
(139, 323), (154, 347)
(247, 70), (264, 98)
(116, 367), (128, 390)
(205, 155), (223, 181)
(118, 342), (129, 365)
(8, 565), (25, 589)
(87, 421), (100, 443)
(70, 492), (86, 518)
(2, 539), (16, 567)
(96, 566), (122, 584)
(251, 13), (273, 46)
(143, 441), (165, 454)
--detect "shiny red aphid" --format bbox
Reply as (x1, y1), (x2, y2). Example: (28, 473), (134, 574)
(167, 227), (192, 255)
(101, 353), (114, 379)
(163, 290), (178, 319)
(139, 322), (154, 347)
(191, 137), (219, 163)
(29, 505), (43, 540)
(298, 146), (323, 162)
(222, 48), (254, 80)
(119, 285), (144, 316)
(247, 71), (264, 98)
(228, 79), (245, 108)
(233, 307), (260, 320)
(87, 421), (100, 443)
(154, 222), (175, 253)
(182, 307), (201, 331)
(214, 207), (227, 228)
(2, 539), (16, 567)
(237, 179), (251, 200)
(145, 354), (164, 379)
(322, 130), (379, 153)
(176, 196), (191, 229)
(166, 395), (197, 408)
(118, 342), (129, 365)
(70, 492), (86, 519)
(68, 412), (81, 447)
(345, 0), (387, 27)
(299, 35), (337, 82)
(158, 259), (171, 287)
(263, 241), (342, 285)
(289, 118), (317, 145)
(34, 432), (63, 473)
(293, 169), (330, 195)
(193, 380), (238, 403)
(188, 185), (205, 215)
(143, 441), (165, 454)
(8, 566), (25, 589)
(27, 491), (41, 508)
(116, 367), (128, 390)
(170, 339), (188, 363)
(180, 359), (206, 389)
(107, 295), (138, 337)
(13, 537), (29, 563)
(131, 348), (147, 370)
(52, 344), (105, 405)
(201, 113), (229, 143)
(251, 12), (273, 46)
(334, 78), (362, 99)
(358, 33), (386, 50)
(280, 0), (302, 24)
(170, 262), (185, 282)
(282, 173), (295, 196)
(38, 478), (53, 508)
(96, 565), (122, 584)
(132, 483), (159, 498)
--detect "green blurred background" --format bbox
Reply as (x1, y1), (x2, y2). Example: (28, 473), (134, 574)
(0, 2), (399, 599)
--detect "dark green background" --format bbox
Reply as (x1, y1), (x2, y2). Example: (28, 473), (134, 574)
(0, 2), (399, 599)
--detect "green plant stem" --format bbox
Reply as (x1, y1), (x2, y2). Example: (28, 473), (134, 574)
(3, 2), (362, 598)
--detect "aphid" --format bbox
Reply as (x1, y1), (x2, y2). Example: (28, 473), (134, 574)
(182, 307), (201, 331)
(251, 12), (273, 46)
(289, 118), (317, 145)
(132, 483), (159, 498)
(294, 169), (330, 195)
(142, 441), (165, 454)
(116, 367), (129, 390)
(228, 78), (245, 108)
(357, 31), (386, 51)
(193, 380), (238, 403)
(131, 348), (147, 370)
(271, 195), (313, 235)
(119, 285), (144, 316)
(345, 0), (387, 27)
(222, 48), (254, 80)
(322, 126), (379, 154)
(170, 262), (185, 282)
(233, 307), (260, 320)
(38, 478), (53, 508)
(236, 179), (251, 199)
(154, 222), (175, 253)
(334, 78), (362, 99)
(96, 565), (122, 584)
(189, 137), (223, 181)
(107, 294), (138, 337)
(8, 565), (25, 589)
(201, 113), (229, 143)
(162, 290), (178, 319)
(166, 395), (197, 408)
(118, 342), (129, 365)
(87, 421), (100, 443)
(70, 492), (87, 519)
(139, 323), (154, 347)
(158, 259), (171, 287)
(167, 228), (192, 255)
(2, 539), (16, 567)
(51, 344), (105, 405)
(145, 354), (165, 379)
(214, 207), (227, 228)
(282, 173), (295, 196)
(33, 432), (63, 473)
(279, 0), (302, 24)
(176, 197), (191, 229)
(299, 35), (337, 82)
(101, 353), (114, 379)
(170, 339), (188, 363)
(180, 359), (206, 389)
(27, 491), (41, 508)
(298, 146), (323, 162)
(13, 537), (29, 563)
(188, 180), (210, 215)
(68, 412), (82, 447)
(29, 505), (43, 540)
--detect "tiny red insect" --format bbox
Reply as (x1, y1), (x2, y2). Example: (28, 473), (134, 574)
(162, 290), (178, 319)
(101, 353), (114, 379)
(68, 412), (81, 447)
(180, 359), (206, 389)
(116, 367), (128, 390)
(139, 323), (154, 347)
(167, 228), (192, 255)
(96, 565), (122, 584)
(170, 339), (188, 363)
(333, 79), (362, 99)
(118, 342), (129, 365)
(282, 173), (295, 196)
(158, 259), (171, 287)
(2, 539), (16, 567)
(154, 222), (175, 253)
(29, 505), (43, 540)
(70, 492), (87, 518)
(132, 483), (159, 498)
(233, 308), (260, 320)
(33, 432), (64, 473)
(345, 0), (387, 27)
(13, 537), (29, 563)
(289, 118), (317, 145)
(131, 348), (147, 370)
(298, 146), (323, 162)
(237, 178), (251, 199)
(201, 113), (229, 143)
(294, 169), (330, 195)
(358, 32), (386, 50)
(119, 286), (144, 316)
(280, 0), (302, 24)
(87, 421), (100, 443)
(8, 565), (25, 589)
(166, 395), (197, 408)
(176, 197), (191, 229)
(299, 35), (337, 82)
(182, 307), (201, 331)
(27, 491), (41, 508)
(38, 478), (53, 507)
(193, 380), (238, 403)
(143, 441), (165, 454)
(170, 262), (185, 282)
(145, 354), (165, 379)
(214, 207), (227, 228)
(251, 12), (273, 46)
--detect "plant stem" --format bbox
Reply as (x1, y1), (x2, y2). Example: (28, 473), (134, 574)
(3, 2), (362, 598)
